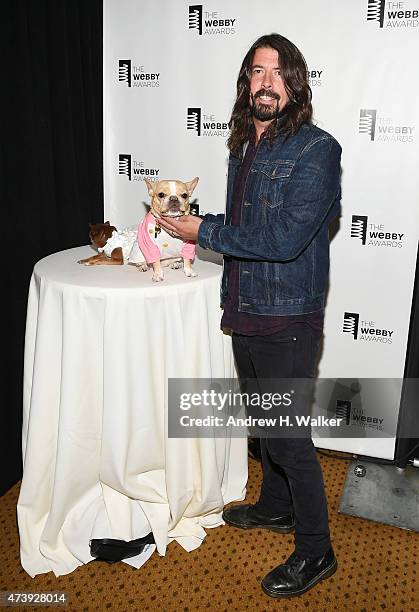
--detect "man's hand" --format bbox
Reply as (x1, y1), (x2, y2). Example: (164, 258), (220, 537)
(157, 215), (202, 242)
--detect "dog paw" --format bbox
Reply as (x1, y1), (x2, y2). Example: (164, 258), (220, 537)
(152, 273), (164, 282)
(170, 261), (183, 270)
(184, 269), (198, 278)
(138, 263), (149, 272)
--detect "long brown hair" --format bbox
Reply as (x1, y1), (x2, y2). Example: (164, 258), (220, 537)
(227, 33), (312, 157)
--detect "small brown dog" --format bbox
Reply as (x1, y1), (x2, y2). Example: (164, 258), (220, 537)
(78, 222), (139, 265)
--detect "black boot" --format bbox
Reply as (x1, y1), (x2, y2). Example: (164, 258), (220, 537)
(261, 546), (337, 598)
(222, 504), (295, 533)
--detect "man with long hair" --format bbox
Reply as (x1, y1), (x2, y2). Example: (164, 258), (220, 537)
(158, 33), (341, 598)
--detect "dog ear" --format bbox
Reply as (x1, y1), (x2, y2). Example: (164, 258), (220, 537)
(105, 221), (110, 225)
(145, 179), (156, 198)
(185, 177), (199, 195)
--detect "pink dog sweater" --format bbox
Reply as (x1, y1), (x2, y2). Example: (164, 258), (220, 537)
(137, 212), (196, 264)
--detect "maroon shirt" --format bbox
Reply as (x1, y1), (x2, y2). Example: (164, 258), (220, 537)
(221, 131), (324, 336)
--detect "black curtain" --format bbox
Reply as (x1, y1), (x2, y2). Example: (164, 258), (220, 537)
(2, 0), (103, 495)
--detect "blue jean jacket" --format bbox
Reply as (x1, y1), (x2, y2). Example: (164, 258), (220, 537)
(198, 123), (342, 316)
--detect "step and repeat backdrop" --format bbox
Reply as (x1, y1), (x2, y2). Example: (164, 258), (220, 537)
(104, 0), (419, 459)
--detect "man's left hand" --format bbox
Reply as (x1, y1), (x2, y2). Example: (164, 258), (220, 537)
(157, 215), (202, 242)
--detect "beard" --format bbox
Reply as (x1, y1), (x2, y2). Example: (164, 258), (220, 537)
(250, 89), (281, 122)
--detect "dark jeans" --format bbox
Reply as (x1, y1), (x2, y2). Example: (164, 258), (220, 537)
(232, 323), (331, 557)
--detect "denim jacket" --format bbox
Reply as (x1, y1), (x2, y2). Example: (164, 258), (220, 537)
(198, 123), (342, 316)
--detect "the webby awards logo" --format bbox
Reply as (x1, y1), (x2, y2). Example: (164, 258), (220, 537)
(358, 109), (415, 143)
(187, 107), (230, 137)
(367, 0), (419, 28)
(188, 5), (236, 35)
(118, 60), (160, 88)
(343, 312), (394, 344)
(335, 398), (385, 432)
(351, 215), (405, 248)
(118, 154), (160, 182)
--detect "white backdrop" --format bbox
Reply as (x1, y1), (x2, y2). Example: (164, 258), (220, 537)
(104, 0), (419, 459)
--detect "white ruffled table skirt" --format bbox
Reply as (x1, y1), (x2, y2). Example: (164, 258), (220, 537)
(18, 246), (247, 577)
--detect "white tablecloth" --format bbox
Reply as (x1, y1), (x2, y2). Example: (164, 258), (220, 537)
(17, 246), (247, 577)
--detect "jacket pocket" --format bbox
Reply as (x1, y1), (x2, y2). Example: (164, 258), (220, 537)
(256, 160), (295, 209)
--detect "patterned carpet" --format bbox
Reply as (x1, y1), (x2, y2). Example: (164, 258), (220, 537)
(1, 452), (417, 611)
